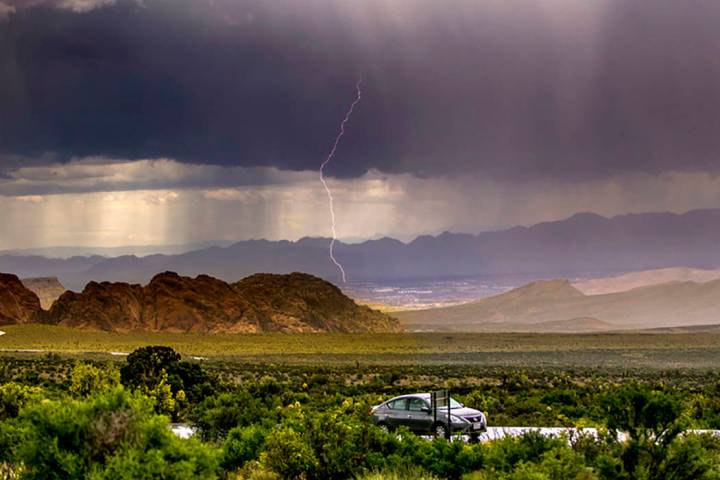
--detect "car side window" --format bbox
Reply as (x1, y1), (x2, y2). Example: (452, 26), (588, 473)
(408, 398), (428, 411)
(387, 399), (408, 410)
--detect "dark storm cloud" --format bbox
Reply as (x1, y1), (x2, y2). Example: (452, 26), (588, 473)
(2, 0), (720, 181)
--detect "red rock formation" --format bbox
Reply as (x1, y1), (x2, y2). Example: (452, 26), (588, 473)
(0, 273), (45, 325)
(49, 281), (144, 331)
(235, 272), (402, 333)
(44, 271), (400, 333)
(141, 272), (262, 333)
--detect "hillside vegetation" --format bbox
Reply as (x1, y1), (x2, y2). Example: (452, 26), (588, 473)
(2, 349), (720, 479)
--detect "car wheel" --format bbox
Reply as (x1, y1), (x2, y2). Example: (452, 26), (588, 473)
(433, 422), (448, 439)
(377, 422), (391, 434)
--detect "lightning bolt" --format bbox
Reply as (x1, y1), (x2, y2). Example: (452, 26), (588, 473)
(320, 79), (363, 283)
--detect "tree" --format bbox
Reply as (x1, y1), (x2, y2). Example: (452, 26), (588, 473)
(120, 346), (213, 416)
(120, 346), (181, 390)
(602, 384), (687, 479)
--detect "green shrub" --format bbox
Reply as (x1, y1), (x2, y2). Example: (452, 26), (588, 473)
(0, 382), (42, 420)
(88, 428), (219, 480)
(16, 387), (219, 479)
(483, 431), (565, 474)
(357, 465), (441, 480)
(602, 384), (686, 479)
(221, 425), (268, 472)
(235, 460), (280, 480)
(261, 426), (318, 479)
(70, 362), (120, 397)
(0, 418), (25, 464)
(191, 389), (267, 441)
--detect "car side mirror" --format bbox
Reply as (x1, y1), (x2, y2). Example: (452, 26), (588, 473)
(421, 407), (431, 414)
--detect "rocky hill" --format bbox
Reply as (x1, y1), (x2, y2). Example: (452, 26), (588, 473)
(234, 273), (400, 332)
(0, 273), (45, 325)
(20, 277), (66, 309)
(45, 272), (400, 333)
(397, 278), (720, 332)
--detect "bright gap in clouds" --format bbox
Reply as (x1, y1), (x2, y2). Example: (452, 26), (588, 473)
(1, 158), (720, 250)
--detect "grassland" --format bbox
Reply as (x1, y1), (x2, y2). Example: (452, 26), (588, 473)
(2, 324), (720, 368)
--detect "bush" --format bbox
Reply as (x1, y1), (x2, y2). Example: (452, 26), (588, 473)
(167, 361), (214, 404)
(191, 389), (267, 441)
(482, 431), (565, 474)
(88, 428), (219, 480)
(385, 434), (484, 480)
(70, 362), (120, 397)
(0, 418), (25, 464)
(261, 427), (318, 479)
(602, 384), (686, 479)
(0, 382), (42, 421)
(221, 425), (268, 472)
(16, 387), (219, 479)
(357, 465), (441, 480)
(234, 460), (280, 480)
(658, 433), (720, 480)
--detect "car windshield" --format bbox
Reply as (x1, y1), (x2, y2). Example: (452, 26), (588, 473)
(449, 398), (463, 409)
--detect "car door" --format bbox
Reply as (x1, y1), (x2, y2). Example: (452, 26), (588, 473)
(384, 398), (409, 430)
(406, 397), (433, 433)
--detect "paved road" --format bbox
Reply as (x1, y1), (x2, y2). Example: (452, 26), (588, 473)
(169, 424), (720, 442)
(470, 427), (718, 442)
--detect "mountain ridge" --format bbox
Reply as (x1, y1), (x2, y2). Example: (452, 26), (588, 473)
(573, 267), (720, 295)
(2, 208), (720, 290)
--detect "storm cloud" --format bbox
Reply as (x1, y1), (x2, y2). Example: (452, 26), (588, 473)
(2, 0), (720, 181)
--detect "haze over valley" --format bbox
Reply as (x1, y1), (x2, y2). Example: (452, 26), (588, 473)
(2, 209), (720, 292)
(2, 209), (720, 334)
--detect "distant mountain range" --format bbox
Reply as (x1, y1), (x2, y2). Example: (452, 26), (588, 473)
(2, 209), (720, 291)
(20, 277), (65, 310)
(0, 272), (400, 333)
(396, 278), (720, 332)
(573, 267), (720, 295)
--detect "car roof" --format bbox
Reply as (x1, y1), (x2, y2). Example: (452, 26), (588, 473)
(387, 393), (431, 402)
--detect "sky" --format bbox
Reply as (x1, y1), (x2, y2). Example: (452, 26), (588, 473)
(1, 0), (720, 249)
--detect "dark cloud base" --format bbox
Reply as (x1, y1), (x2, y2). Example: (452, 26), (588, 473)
(2, 0), (720, 180)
